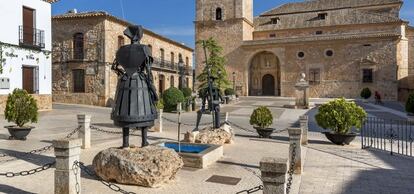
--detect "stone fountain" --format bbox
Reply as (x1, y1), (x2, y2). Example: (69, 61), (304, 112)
(294, 73), (310, 109)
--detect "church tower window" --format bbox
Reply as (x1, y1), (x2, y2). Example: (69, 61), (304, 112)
(317, 13), (327, 20)
(216, 8), (223, 20)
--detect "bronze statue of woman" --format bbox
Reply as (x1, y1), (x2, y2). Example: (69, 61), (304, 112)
(111, 25), (158, 148)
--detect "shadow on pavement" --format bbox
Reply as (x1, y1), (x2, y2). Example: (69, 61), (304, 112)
(0, 184), (35, 194)
(0, 148), (55, 166)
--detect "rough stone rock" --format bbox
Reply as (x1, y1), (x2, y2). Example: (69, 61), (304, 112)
(196, 125), (234, 145)
(184, 131), (199, 143)
(93, 146), (184, 188)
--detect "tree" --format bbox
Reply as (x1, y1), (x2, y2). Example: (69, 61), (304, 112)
(196, 37), (230, 91)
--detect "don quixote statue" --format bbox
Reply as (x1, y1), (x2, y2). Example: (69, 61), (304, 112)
(111, 25), (158, 148)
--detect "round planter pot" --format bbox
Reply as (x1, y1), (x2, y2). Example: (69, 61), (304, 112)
(254, 127), (274, 138)
(5, 126), (34, 140)
(323, 132), (357, 145)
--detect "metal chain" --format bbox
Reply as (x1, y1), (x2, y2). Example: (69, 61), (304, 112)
(286, 142), (297, 194)
(0, 161), (55, 178)
(162, 116), (213, 127)
(90, 125), (140, 136)
(236, 185), (263, 194)
(73, 161), (136, 194)
(0, 126), (81, 160)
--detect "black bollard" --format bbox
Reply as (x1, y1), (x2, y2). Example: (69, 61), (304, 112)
(141, 128), (149, 147)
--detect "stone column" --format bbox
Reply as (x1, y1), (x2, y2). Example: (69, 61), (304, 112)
(159, 109), (163, 133)
(77, 114), (91, 149)
(54, 138), (82, 194)
(288, 128), (303, 174)
(260, 157), (288, 194)
(299, 115), (308, 145)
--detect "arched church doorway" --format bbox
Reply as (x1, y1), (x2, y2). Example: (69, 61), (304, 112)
(249, 51), (280, 96)
(262, 74), (275, 96)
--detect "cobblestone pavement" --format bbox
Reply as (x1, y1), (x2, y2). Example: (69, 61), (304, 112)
(0, 97), (413, 194)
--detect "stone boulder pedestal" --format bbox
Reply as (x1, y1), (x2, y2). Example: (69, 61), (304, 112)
(93, 146), (184, 188)
(184, 124), (234, 145)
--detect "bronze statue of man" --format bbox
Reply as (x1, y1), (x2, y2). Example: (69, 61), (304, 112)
(111, 25), (158, 148)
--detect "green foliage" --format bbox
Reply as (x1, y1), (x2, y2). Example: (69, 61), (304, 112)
(196, 37), (230, 91)
(162, 87), (185, 112)
(181, 87), (192, 98)
(360, 88), (372, 99)
(4, 89), (38, 127)
(406, 93), (414, 114)
(315, 98), (367, 134)
(156, 99), (164, 110)
(224, 88), (235, 96)
(250, 106), (273, 129)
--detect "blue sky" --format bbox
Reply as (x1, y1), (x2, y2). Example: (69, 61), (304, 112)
(52, 0), (414, 48)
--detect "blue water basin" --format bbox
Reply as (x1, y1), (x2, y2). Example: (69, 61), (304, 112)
(163, 142), (210, 154)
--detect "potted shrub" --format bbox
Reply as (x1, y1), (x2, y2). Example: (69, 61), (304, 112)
(162, 87), (185, 112)
(316, 98), (367, 145)
(360, 88), (372, 102)
(181, 87), (193, 111)
(4, 89), (38, 140)
(406, 93), (414, 121)
(250, 106), (274, 138)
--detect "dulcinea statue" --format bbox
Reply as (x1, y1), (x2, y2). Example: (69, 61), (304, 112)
(111, 25), (158, 148)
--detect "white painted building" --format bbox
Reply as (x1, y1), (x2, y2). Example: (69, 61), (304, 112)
(0, 0), (57, 111)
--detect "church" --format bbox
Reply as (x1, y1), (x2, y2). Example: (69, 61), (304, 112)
(195, 0), (414, 101)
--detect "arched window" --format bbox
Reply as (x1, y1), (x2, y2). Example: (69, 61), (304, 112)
(216, 8), (222, 20)
(160, 48), (165, 66)
(171, 52), (175, 64)
(185, 57), (189, 66)
(73, 33), (84, 60)
(148, 44), (153, 54)
(117, 36), (125, 49)
(170, 75), (175, 87)
(178, 53), (183, 62)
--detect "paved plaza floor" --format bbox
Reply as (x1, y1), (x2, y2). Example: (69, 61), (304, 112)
(0, 97), (413, 194)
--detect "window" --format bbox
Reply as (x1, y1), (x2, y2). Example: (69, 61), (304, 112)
(72, 69), (85, 93)
(269, 33), (276, 38)
(271, 17), (280, 24)
(362, 69), (373, 83)
(315, 31), (323, 35)
(186, 77), (190, 88)
(178, 53), (183, 62)
(325, 50), (334, 57)
(317, 13), (327, 20)
(171, 52), (175, 64)
(185, 57), (189, 66)
(117, 36), (125, 49)
(363, 44), (372, 47)
(148, 44), (153, 54)
(216, 8), (223, 20)
(160, 48), (165, 66)
(297, 52), (305, 59)
(309, 68), (321, 85)
(170, 75), (175, 87)
(73, 33), (84, 60)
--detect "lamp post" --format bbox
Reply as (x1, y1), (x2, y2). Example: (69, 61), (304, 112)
(218, 70), (222, 92)
(178, 58), (184, 90)
(232, 72), (236, 91)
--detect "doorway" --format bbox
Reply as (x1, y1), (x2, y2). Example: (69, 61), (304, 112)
(22, 66), (35, 94)
(262, 74), (275, 96)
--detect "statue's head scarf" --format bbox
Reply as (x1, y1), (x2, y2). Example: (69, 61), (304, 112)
(124, 25), (144, 44)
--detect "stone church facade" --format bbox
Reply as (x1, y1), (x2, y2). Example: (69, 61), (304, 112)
(52, 11), (193, 107)
(195, 0), (414, 101)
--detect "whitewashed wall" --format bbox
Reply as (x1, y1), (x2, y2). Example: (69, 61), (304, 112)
(0, 0), (52, 95)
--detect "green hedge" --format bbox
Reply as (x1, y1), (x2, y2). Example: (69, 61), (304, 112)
(181, 87), (192, 98)
(162, 87), (184, 112)
(224, 88), (235, 96)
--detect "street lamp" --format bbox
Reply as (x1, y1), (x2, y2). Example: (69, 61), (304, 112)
(232, 72), (236, 91)
(178, 58), (184, 90)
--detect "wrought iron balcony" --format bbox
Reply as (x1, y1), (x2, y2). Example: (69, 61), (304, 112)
(19, 26), (45, 49)
(152, 57), (193, 75)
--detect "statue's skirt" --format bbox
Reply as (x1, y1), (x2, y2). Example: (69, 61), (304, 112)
(111, 73), (158, 128)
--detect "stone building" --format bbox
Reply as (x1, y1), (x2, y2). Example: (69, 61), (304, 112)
(0, 0), (57, 113)
(195, 0), (414, 101)
(52, 11), (194, 107)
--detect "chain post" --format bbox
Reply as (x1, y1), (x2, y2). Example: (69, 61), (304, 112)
(77, 114), (91, 149)
(288, 128), (303, 175)
(54, 138), (82, 194)
(260, 157), (289, 194)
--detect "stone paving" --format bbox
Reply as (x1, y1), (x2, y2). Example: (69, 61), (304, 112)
(0, 97), (413, 194)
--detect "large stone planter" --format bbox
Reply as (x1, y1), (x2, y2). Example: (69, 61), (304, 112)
(93, 146), (183, 188)
(323, 132), (357, 145)
(254, 127), (274, 138)
(5, 126), (34, 140)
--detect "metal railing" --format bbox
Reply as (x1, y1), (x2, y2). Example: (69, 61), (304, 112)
(361, 117), (414, 157)
(152, 57), (192, 75)
(19, 26), (45, 49)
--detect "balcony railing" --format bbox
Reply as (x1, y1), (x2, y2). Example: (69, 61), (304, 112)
(152, 57), (193, 75)
(19, 26), (45, 49)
